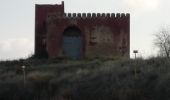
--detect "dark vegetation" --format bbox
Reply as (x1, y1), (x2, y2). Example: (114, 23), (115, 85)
(0, 57), (170, 100)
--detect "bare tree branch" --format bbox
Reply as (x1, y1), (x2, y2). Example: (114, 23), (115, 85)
(154, 26), (170, 58)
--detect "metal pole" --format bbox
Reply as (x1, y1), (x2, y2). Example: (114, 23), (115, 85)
(22, 65), (26, 85)
(133, 50), (138, 79)
(133, 50), (138, 59)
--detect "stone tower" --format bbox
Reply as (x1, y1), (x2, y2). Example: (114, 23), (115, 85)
(35, 1), (130, 59)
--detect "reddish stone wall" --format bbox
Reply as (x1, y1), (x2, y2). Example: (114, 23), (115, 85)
(35, 2), (130, 58)
(35, 1), (64, 57)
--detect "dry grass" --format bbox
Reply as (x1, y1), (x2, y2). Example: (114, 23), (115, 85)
(0, 57), (170, 100)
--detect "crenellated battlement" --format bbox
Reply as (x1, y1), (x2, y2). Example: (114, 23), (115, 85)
(64, 13), (130, 18)
(47, 13), (130, 20)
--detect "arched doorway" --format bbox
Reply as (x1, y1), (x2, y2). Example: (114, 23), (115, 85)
(62, 26), (83, 59)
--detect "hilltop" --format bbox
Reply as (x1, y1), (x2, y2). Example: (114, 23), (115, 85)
(0, 57), (170, 100)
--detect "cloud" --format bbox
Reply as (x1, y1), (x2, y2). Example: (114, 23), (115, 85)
(124, 0), (160, 12)
(0, 38), (34, 60)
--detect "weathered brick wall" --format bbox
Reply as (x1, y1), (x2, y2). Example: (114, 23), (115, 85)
(35, 2), (130, 58)
(35, 2), (64, 57)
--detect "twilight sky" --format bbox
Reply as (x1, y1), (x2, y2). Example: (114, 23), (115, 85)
(0, 0), (170, 60)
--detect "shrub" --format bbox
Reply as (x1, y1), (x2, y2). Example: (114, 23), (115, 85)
(27, 71), (54, 84)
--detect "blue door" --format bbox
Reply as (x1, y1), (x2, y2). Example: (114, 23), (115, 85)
(63, 36), (82, 59)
